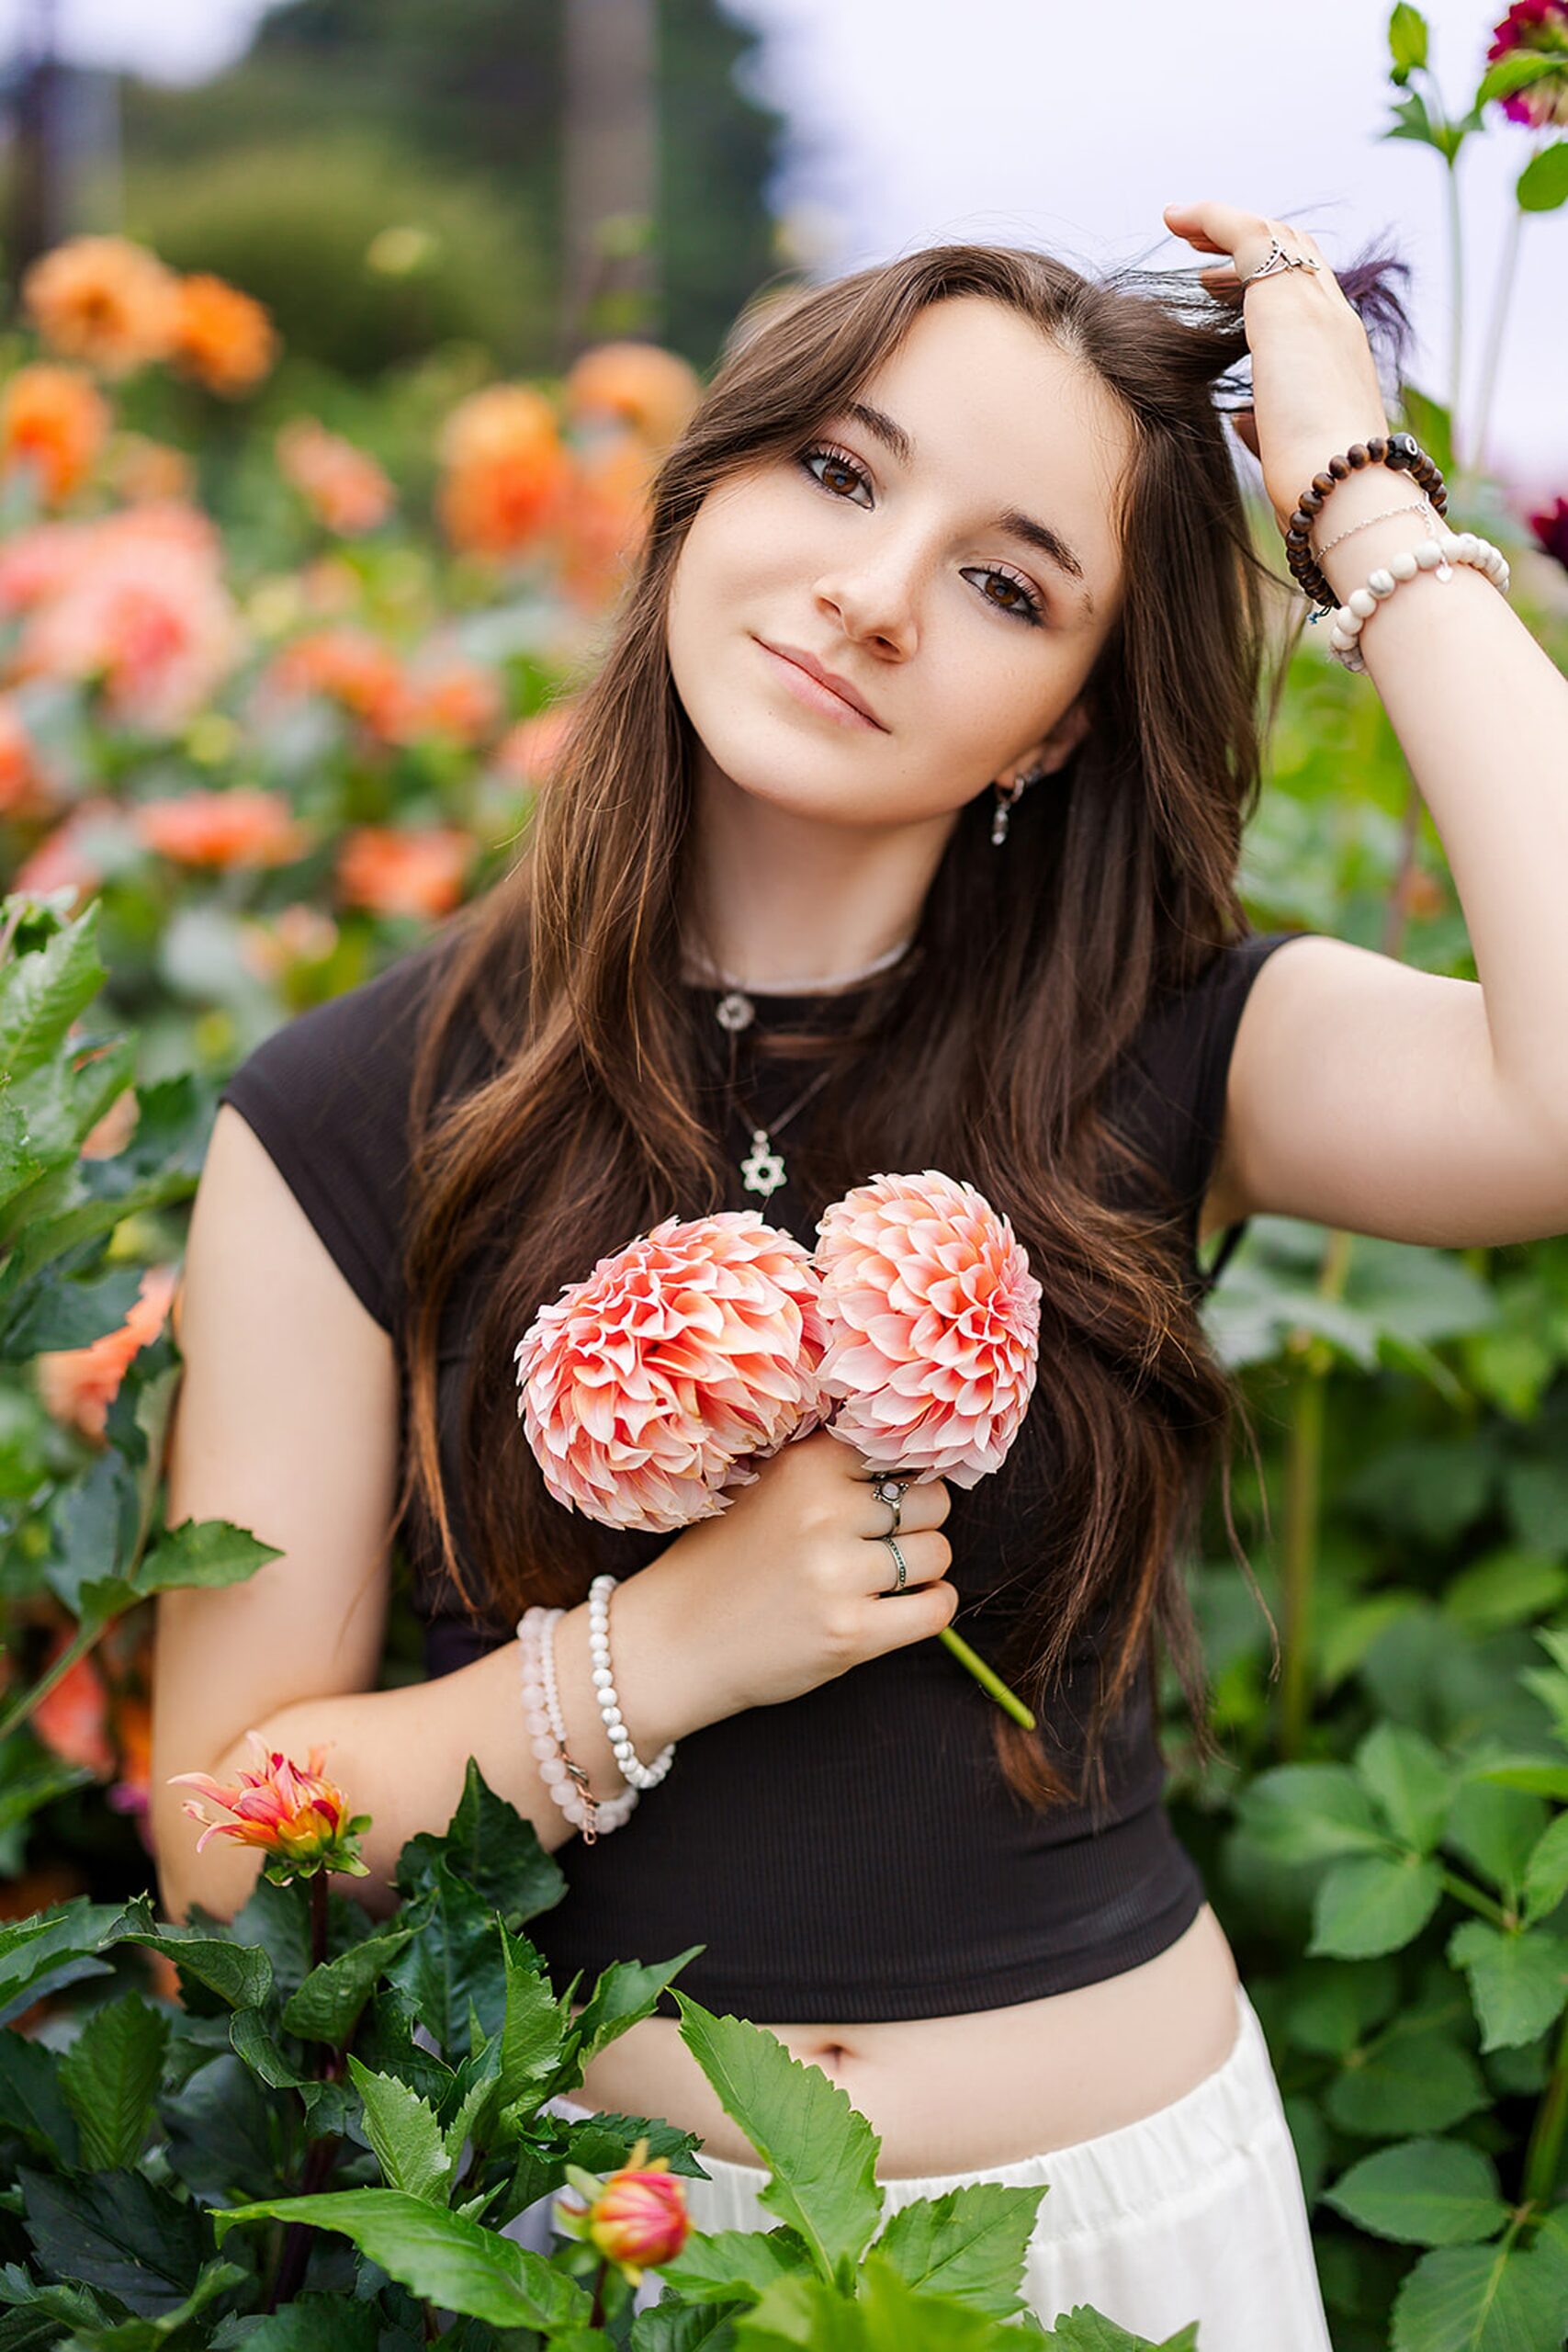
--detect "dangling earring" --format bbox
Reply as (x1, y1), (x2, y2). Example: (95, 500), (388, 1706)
(991, 765), (1045, 848)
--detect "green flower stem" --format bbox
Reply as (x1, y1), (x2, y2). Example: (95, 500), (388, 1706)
(264, 1871), (344, 2312)
(1438, 1868), (1509, 1929)
(1521, 1999), (1568, 2209)
(0, 1615), (107, 1746)
(939, 1627), (1035, 1731)
(1468, 131), (1550, 479)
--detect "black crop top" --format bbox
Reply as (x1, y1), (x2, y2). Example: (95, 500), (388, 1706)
(216, 922), (1311, 2023)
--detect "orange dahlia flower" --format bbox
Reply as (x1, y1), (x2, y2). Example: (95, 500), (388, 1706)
(493, 698), (580, 786)
(436, 384), (571, 559)
(555, 429), (654, 611)
(168, 1731), (369, 1882)
(0, 364), (109, 504)
(168, 274), (278, 398)
(265, 625), (406, 740)
(132, 787), (312, 870)
(36, 1263), (180, 1442)
(393, 654), (502, 746)
(563, 340), (703, 452)
(22, 236), (179, 377)
(335, 823), (473, 919)
(276, 418), (394, 536)
(30, 1635), (116, 1778)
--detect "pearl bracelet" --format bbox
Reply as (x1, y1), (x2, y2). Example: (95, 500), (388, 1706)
(1325, 517), (1511, 674)
(516, 1603), (637, 1843)
(588, 1573), (677, 1792)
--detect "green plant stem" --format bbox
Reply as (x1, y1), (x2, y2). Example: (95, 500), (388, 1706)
(939, 1627), (1035, 1731)
(0, 1614), (107, 1745)
(1521, 2000), (1568, 2209)
(1438, 1868), (1509, 1928)
(1444, 151), (1465, 434)
(264, 1871), (343, 2312)
(590, 2254), (608, 2328)
(1467, 130), (1550, 479)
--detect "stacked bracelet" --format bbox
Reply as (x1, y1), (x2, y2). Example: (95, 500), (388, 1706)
(1285, 432), (1448, 612)
(517, 1604), (637, 1844)
(588, 1574), (677, 1792)
(1325, 522), (1511, 674)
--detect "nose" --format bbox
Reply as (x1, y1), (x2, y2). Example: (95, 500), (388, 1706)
(813, 550), (919, 657)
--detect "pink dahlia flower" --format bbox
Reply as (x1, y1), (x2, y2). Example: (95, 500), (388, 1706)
(813, 1170), (1042, 1487)
(167, 1730), (370, 1883)
(1486, 2), (1568, 127)
(514, 1211), (828, 1532)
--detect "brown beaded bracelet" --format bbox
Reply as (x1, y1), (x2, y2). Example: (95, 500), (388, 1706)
(1284, 432), (1449, 613)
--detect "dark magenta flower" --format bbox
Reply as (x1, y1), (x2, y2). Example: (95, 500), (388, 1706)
(1486, 1), (1568, 127)
(1526, 494), (1568, 571)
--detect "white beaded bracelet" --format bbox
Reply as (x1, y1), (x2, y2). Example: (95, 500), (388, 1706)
(588, 1573), (677, 1792)
(516, 1604), (637, 1843)
(1325, 518), (1511, 674)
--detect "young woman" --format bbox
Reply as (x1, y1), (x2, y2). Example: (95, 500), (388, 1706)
(151, 199), (1567, 2347)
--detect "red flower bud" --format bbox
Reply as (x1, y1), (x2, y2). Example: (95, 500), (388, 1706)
(565, 2155), (691, 2285)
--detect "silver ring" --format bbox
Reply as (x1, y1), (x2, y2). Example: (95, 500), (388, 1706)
(879, 1533), (908, 1593)
(1238, 234), (1320, 288)
(873, 1473), (912, 1534)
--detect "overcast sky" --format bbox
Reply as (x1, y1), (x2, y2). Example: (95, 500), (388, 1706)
(2, 0), (1562, 494)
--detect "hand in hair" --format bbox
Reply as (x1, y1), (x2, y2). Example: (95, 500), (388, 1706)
(1162, 198), (1395, 534)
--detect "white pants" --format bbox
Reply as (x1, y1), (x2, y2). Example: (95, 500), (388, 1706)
(505, 1979), (1334, 2349)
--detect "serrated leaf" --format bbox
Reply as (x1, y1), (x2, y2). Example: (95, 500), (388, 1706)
(56, 1992), (168, 2172)
(1235, 1763), (1388, 1864)
(1390, 2238), (1568, 2351)
(1309, 1853), (1444, 1959)
(1444, 1780), (1550, 1904)
(212, 2188), (591, 2331)
(1523, 1812), (1568, 1928)
(1356, 1722), (1453, 1854)
(0, 2029), (78, 2165)
(133, 1517), (284, 1597)
(346, 2056), (454, 2204)
(870, 2181), (1047, 2317)
(281, 1918), (415, 2046)
(17, 2165), (211, 2319)
(0, 906), (105, 1082)
(1447, 1920), (1568, 2052)
(392, 1755), (568, 1924)
(1325, 2022), (1488, 2139)
(113, 1896), (274, 2012)
(1324, 2136), (1506, 2247)
(671, 1993), (884, 2282)
(657, 2222), (814, 2306)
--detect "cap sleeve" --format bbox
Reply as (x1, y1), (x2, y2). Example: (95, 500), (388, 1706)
(216, 932), (457, 1334)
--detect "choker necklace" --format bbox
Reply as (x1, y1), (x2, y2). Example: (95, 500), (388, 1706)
(681, 932), (915, 1006)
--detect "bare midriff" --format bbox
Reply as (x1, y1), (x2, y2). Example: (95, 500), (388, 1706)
(570, 1899), (1242, 2177)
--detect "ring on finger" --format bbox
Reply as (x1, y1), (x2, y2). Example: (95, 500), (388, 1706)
(874, 1473), (912, 1534)
(879, 1532), (908, 1593)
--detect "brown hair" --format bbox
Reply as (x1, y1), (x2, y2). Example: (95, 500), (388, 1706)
(390, 237), (1413, 1810)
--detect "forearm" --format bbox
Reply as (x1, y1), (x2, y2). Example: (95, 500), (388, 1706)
(1314, 468), (1568, 1120)
(154, 1563), (720, 1925)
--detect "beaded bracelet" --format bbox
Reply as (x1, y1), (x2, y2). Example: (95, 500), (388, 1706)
(516, 1603), (637, 1844)
(587, 1573), (677, 1792)
(1325, 519), (1511, 674)
(1285, 432), (1449, 612)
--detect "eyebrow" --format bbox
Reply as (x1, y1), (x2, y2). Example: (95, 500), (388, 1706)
(840, 399), (1096, 619)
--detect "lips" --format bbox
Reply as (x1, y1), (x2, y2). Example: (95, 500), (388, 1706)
(758, 639), (885, 729)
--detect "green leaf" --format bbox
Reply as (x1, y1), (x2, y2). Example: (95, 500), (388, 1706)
(1324, 2136), (1506, 2247)
(16, 2165), (211, 2319)
(0, 2029), (79, 2165)
(1444, 1779), (1549, 1905)
(133, 1517), (285, 1598)
(1390, 2238), (1568, 2351)
(0, 1897), (130, 2029)
(1442, 1546), (1568, 1635)
(870, 2182), (1048, 2317)
(212, 2188), (591, 2331)
(384, 1864), (507, 2059)
(1235, 1763), (1388, 1865)
(1309, 1854), (1444, 1959)
(671, 1993), (885, 2283)
(1519, 141), (1568, 215)
(0, 1261), (148, 1362)
(658, 2222), (815, 2306)
(282, 1917), (417, 2046)
(392, 1754), (568, 1923)
(1523, 1813), (1568, 1927)
(1285, 1957), (1402, 2058)
(113, 1896), (274, 2012)
(1356, 1722), (1453, 1853)
(1447, 1921), (1568, 2052)
(56, 1993), (168, 2172)
(570, 1948), (708, 2072)
(1325, 2023), (1489, 2138)
(345, 2055), (455, 2204)
(494, 1927), (569, 2107)
(220, 2293), (385, 2352)
(0, 904), (105, 1083)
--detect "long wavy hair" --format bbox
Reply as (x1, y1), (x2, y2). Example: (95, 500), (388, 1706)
(389, 236), (1413, 1810)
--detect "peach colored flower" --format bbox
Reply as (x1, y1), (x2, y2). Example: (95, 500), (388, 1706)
(168, 274), (278, 398)
(276, 417), (394, 536)
(493, 700), (579, 786)
(436, 383), (571, 559)
(393, 654), (502, 746)
(132, 787), (312, 870)
(563, 341), (703, 452)
(14, 504), (239, 733)
(23, 236), (179, 377)
(556, 429), (653, 612)
(335, 823), (472, 919)
(36, 1263), (180, 1442)
(167, 1730), (369, 1881)
(0, 364), (109, 504)
(812, 1170), (1041, 1487)
(9, 796), (131, 908)
(555, 2143), (691, 2286)
(0, 695), (51, 818)
(238, 901), (340, 982)
(30, 1634), (116, 1778)
(105, 432), (194, 505)
(514, 1212), (829, 1533)
(265, 625), (406, 740)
